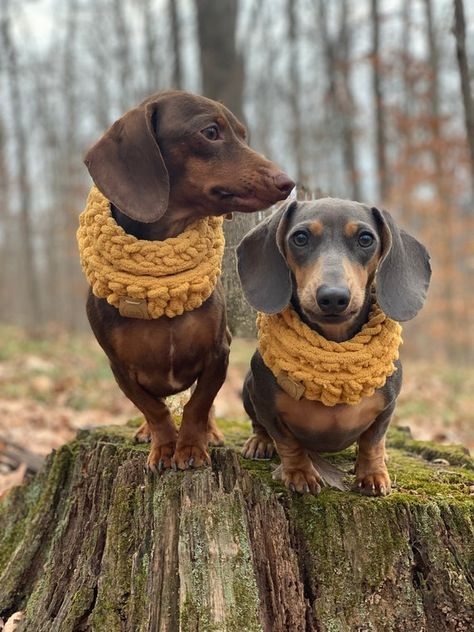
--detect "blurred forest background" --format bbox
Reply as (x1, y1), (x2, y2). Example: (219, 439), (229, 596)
(0, 0), (473, 489)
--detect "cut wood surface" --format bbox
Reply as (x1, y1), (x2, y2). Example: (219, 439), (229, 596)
(0, 422), (473, 632)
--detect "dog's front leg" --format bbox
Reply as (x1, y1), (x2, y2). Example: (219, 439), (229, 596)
(111, 365), (178, 472)
(173, 347), (229, 470)
(273, 433), (323, 494)
(354, 402), (395, 496)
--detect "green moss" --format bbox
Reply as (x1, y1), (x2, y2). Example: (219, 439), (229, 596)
(0, 443), (74, 612)
(125, 416), (146, 428)
(0, 476), (43, 574)
(213, 417), (253, 448)
(388, 426), (473, 469)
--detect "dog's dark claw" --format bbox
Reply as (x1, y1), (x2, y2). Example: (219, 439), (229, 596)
(158, 459), (164, 472)
(289, 483), (296, 493)
(303, 484), (310, 494)
(172, 461), (177, 472)
(188, 457), (195, 468)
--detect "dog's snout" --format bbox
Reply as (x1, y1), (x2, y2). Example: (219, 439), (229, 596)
(272, 172), (295, 195)
(316, 285), (351, 314)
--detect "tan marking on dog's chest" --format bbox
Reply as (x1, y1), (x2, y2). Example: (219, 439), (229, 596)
(275, 390), (385, 441)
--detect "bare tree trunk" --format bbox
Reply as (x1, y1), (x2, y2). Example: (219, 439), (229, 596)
(140, 0), (159, 94)
(33, 63), (62, 325)
(453, 0), (474, 200)
(288, 0), (305, 186)
(318, 0), (360, 200)
(0, 117), (11, 320)
(424, 0), (443, 178)
(318, 0), (340, 186)
(169, 0), (183, 90)
(88, 2), (113, 131)
(195, 0), (257, 336)
(424, 0), (456, 356)
(338, 0), (361, 200)
(60, 0), (86, 331)
(370, 0), (388, 201)
(398, 0), (415, 219)
(0, 0), (42, 331)
(195, 0), (244, 122)
(112, 0), (132, 112)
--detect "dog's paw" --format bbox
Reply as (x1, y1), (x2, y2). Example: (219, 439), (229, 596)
(172, 444), (210, 470)
(208, 427), (225, 447)
(278, 463), (322, 494)
(146, 441), (176, 474)
(134, 421), (151, 444)
(242, 434), (275, 460)
(354, 469), (391, 497)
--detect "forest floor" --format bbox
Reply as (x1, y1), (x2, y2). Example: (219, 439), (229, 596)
(0, 323), (472, 497)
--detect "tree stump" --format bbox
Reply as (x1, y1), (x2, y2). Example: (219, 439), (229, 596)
(0, 423), (473, 632)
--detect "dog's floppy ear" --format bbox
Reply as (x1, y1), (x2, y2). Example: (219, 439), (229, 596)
(372, 207), (431, 321)
(84, 100), (169, 222)
(237, 201), (297, 313)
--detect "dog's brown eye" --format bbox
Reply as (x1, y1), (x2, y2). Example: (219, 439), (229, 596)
(358, 231), (374, 247)
(201, 125), (219, 141)
(292, 231), (309, 247)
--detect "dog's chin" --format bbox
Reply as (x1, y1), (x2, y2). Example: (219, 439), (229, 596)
(210, 187), (290, 213)
(301, 307), (358, 328)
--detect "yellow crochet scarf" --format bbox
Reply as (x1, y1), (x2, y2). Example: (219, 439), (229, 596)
(77, 186), (225, 319)
(257, 297), (402, 406)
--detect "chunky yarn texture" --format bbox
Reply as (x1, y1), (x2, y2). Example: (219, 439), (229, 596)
(257, 297), (402, 406)
(77, 186), (225, 319)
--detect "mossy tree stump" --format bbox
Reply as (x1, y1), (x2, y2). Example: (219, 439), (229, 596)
(0, 422), (473, 632)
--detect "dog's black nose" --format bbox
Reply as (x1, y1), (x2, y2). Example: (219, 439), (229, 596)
(316, 285), (351, 314)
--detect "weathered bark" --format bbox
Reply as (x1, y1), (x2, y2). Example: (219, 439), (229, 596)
(0, 424), (473, 631)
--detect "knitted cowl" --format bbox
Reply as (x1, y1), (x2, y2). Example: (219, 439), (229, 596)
(77, 186), (225, 319)
(257, 296), (402, 406)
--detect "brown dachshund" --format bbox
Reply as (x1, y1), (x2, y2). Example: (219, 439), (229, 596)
(84, 90), (294, 472)
(237, 198), (431, 496)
